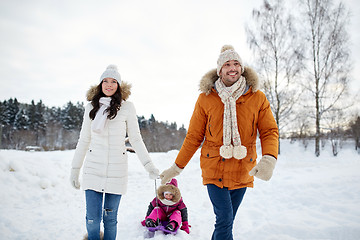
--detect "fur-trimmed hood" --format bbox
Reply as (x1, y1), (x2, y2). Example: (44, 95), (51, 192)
(157, 178), (181, 205)
(85, 81), (132, 101)
(199, 66), (259, 95)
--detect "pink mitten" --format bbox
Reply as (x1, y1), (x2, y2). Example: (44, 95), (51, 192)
(180, 221), (190, 234)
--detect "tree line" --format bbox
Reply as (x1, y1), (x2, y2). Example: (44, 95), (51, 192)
(0, 98), (186, 152)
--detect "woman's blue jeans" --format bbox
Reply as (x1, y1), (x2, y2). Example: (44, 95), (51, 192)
(85, 190), (122, 240)
(207, 184), (247, 240)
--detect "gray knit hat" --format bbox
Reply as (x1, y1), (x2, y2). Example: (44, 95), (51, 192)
(100, 64), (121, 83)
(217, 45), (244, 76)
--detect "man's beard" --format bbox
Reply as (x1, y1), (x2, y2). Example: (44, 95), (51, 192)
(221, 72), (240, 83)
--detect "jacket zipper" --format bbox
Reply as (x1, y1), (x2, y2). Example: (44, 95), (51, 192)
(208, 116), (213, 137)
(251, 114), (255, 136)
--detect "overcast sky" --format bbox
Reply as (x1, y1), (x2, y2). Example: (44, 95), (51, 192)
(0, 0), (359, 127)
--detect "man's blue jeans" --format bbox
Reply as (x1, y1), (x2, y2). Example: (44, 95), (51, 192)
(85, 190), (122, 240)
(207, 184), (247, 240)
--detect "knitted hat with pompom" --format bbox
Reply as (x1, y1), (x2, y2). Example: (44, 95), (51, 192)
(100, 64), (121, 83)
(216, 45), (244, 76)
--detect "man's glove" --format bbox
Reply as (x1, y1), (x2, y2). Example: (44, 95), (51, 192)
(249, 155), (277, 181)
(144, 162), (160, 180)
(70, 168), (80, 189)
(159, 163), (183, 185)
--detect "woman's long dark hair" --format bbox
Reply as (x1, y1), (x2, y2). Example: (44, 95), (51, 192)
(89, 81), (122, 120)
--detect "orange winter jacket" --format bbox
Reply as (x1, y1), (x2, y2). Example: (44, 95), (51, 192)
(175, 67), (279, 190)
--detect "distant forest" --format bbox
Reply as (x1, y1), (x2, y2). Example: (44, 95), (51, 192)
(0, 98), (187, 152)
(1, 98), (359, 155)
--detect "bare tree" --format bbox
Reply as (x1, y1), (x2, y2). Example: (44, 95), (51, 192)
(323, 108), (346, 156)
(299, 0), (351, 156)
(349, 116), (360, 151)
(246, 0), (303, 154)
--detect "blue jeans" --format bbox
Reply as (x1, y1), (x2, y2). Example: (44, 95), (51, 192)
(85, 190), (122, 240)
(207, 184), (247, 240)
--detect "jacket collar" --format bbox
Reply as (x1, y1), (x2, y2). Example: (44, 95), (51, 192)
(199, 67), (259, 95)
(86, 81), (131, 101)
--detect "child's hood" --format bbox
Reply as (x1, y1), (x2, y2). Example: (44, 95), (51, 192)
(157, 178), (181, 204)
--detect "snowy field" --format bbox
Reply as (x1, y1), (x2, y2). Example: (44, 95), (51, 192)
(0, 140), (360, 240)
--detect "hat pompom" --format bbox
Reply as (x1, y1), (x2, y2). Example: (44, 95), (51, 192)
(106, 64), (118, 71)
(221, 45), (234, 53)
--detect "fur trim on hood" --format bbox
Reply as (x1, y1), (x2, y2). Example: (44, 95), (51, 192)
(199, 66), (259, 95)
(157, 178), (181, 204)
(86, 81), (132, 101)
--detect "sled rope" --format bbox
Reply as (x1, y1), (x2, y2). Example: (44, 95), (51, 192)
(154, 179), (161, 226)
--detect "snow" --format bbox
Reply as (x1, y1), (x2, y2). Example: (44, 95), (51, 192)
(0, 140), (360, 240)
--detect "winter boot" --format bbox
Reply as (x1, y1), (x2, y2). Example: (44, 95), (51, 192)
(83, 231), (104, 240)
(165, 221), (178, 232)
(145, 218), (158, 228)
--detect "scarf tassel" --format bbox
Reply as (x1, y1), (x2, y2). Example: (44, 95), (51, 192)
(220, 145), (247, 160)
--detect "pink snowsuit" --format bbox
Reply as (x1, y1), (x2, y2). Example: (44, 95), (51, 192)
(144, 179), (188, 230)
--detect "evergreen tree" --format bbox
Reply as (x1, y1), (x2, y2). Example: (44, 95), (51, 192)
(35, 100), (47, 132)
(170, 122), (177, 130)
(61, 101), (84, 130)
(2, 98), (19, 127)
(14, 107), (29, 130)
(0, 101), (6, 125)
(27, 100), (37, 131)
(74, 102), (84, 129)
(137, 116), (148, 129)
(46, 106), (62, 125)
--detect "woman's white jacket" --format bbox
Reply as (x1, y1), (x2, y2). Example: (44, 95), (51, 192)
(71, 83), (152, 195)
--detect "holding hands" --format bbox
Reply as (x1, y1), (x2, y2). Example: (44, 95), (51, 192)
(159, 163), (183, 185)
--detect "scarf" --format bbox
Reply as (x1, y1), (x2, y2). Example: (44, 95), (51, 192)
(159, 198), (177, 206)
(215, 77), (247, 159)
(91, 97), (112, 134)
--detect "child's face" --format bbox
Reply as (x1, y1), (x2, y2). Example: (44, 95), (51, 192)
(164, 192), (173, 200)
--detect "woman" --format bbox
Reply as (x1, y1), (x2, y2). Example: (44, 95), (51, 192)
(70, 64), (159, 240)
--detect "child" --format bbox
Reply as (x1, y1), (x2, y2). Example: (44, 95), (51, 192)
(142, 178), (190, 234)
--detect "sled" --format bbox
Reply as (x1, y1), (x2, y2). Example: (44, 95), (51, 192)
(143, 221), (178, 238)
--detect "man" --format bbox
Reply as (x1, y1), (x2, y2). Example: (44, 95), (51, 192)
(160, 45), (279, 240)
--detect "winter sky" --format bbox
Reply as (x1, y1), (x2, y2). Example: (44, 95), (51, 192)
(0, 0), (359, 127)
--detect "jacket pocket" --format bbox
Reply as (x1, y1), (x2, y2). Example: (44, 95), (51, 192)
(237, 146), (257, 183)
(200, 147), (221, 178)
(86, 149), (104, 163)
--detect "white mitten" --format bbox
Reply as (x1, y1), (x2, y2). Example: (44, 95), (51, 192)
(70, 168), (80, 189)
(144, 162), (160, 180)
(160, 163), (183, 185)
(249, 155), (277, 181)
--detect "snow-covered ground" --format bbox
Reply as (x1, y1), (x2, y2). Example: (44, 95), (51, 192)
(0, 140), (359, 240)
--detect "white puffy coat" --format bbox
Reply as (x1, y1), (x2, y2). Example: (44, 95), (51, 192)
(71, 83), (152, 195)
